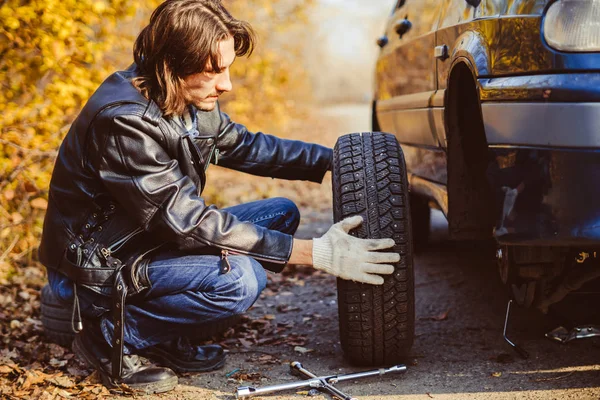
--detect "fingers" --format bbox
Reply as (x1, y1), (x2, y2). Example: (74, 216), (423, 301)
(364, 238), (396, 251)
(366, 251), (401, 264)
(338, 215), (363, 232)
(362, 263), (395, 275)
(355, 273), (385, 285)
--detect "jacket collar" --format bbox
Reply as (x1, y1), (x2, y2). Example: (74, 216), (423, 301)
(85, 64), (162, 126)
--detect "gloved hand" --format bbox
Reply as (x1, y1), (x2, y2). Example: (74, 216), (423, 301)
(312, 215), (400, 285)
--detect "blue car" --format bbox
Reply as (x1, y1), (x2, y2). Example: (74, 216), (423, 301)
(373, 0), (600, 310)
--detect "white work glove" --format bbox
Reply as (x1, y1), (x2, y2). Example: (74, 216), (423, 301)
(312, 216), (400, 285)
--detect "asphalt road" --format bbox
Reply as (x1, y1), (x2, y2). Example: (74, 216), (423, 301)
(123, 209), (599, 400)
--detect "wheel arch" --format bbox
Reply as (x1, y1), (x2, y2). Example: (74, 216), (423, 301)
(444, 57), (495, 239)
(450, 30), (491, 78)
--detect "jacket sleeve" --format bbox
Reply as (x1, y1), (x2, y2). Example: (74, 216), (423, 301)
(214, 109), (333, 183)
(93, 112), (293, 271)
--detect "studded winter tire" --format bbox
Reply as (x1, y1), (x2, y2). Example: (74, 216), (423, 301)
(332, 132), (415, 366)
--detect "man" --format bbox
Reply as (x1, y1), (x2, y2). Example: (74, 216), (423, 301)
(39, 0), (400, 394)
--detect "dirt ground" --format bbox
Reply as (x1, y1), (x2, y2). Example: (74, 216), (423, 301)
(2, 104), (600, 399)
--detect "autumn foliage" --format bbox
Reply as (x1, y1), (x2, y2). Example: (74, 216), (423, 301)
(0, 0), (314, 282)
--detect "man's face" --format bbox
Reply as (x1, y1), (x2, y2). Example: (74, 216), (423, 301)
(183, 36), (236, 112)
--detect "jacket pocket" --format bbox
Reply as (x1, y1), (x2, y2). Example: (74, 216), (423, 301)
(99, 227), (144, 261)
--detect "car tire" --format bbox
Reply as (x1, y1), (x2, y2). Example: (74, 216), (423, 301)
(332, 132), (415, 366)
(40, 284), (76, 347)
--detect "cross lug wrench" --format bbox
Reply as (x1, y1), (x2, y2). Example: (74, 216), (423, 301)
(236, 361), (407, 399)
(290, 361), (356, 400)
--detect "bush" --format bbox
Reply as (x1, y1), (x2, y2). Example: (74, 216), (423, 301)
(0, 0), (314, 282)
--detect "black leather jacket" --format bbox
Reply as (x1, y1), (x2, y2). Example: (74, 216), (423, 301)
(39, 65), (332, 296)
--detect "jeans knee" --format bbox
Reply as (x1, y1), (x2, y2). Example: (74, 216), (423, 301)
(275, 197), (301, 234)
(228, 257), (267, 312)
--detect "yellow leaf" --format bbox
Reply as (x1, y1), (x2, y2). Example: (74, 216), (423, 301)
(30, 198), (48, 210)
(10, 213), (24, 224)
(3, 190), (15, 201)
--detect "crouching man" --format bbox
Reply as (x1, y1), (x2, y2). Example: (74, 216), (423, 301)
(39, 0), (400, 393)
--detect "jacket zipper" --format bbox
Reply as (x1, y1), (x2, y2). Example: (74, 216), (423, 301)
(220, 247), (287, 265)
(184, 135), (205, 168)
(205, 145), (219, 171)
(100, 227), (144, 259)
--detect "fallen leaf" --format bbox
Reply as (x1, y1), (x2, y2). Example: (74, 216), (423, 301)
(239, 338), (253, 348)
(276, 305), (300, 313)
(56, 389), (73, 399)
(30, 198), (48, 210)
(47, 344), (66, 358)
(24, 181), (38, 193)
(0, 364), (15, 374)
(49, 358), (68, 368)
(294, 346), (314, 354)
(491, 372), (502, 378)
(231, 371), (263, 381)
(11, 212), (24, 224)
(0, 348), (19, 363)
(419, 309), (450, 321)
(264, 314), (276, 320)
(66, 366), (88, 377)
(20, 370), (49, 389)
(80, 371), (102, 385)
(47, 375), (76, 388)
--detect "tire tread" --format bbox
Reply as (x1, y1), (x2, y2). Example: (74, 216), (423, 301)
(333, 132), (415, 366)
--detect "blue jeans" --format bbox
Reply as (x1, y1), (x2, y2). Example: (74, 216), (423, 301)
(47, 197), (300, 352)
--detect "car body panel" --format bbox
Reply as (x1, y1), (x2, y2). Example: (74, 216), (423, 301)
(375, 0), (443, 149)
(374, 0), (600, 246)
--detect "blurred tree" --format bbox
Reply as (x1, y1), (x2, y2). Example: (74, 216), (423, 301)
(0, 0), (314, 281)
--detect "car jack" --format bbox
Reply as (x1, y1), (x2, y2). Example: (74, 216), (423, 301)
(503, 299), (529, 359)
(236, 361), (407, 399)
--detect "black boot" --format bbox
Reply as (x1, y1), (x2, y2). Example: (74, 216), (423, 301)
(72, 322), (177, 394)
(140, 337), (225, 373)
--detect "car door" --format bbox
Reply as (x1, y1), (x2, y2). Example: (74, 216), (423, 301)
(375, 0), (443, 148)
(374, 0), (445, 183)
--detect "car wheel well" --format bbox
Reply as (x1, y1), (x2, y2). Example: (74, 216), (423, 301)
(371, 100), (381, 131)
(445, 61), (495, 239)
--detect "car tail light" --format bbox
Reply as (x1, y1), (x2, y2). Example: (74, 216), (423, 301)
(543, 0), (600, 52)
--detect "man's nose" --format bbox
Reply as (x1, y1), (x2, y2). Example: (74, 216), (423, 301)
(216, 70), (232, 93)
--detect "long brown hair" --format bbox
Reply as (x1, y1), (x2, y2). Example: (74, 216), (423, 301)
(132, 0), (255, 116)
